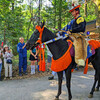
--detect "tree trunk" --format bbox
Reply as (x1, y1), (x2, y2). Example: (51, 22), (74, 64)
(96, 0), (100, 36)
(84, 0), (87, 17)
(11, 1), (18, 56)
(58, 0), (62, 30)
(54, 0), (56, 32)
(12, 2), (14, 11)
(27, 1), (34, 40)
(38, 0), (42, 25)
(4, 26), (6, 45)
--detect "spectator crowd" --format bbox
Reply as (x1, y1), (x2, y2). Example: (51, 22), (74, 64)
(0, 37), (54, 81)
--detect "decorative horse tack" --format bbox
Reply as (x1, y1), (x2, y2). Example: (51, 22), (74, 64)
(35, 25), (45, 71)
(35, 25), (73, 72)
(51, 39), (73, 72)
(26, 23), (100, 99)
(35, 25), (100, 74)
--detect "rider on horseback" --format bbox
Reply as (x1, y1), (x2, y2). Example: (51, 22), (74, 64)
(57, 0), (87, 66)
(57, 1), (86, 36)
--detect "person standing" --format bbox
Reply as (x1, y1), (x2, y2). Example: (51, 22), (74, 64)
(46, 45), (57, 80)
(46, 45), (52, 72)
(29, 47), (38, 74)
(0, 47), (3, 81)
(3, 45), (13, 79)
(17, 37), (27, 76)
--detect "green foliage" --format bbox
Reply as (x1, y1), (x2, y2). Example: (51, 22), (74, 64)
(0, 0), (97, 57)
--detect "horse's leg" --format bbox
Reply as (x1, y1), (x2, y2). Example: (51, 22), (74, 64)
(95, 71), (100, 91)
(55, 71), (63, 100)
(88, 70), (98, 98)
(65, 69), (72, 100)
(95, 81), (99, 91)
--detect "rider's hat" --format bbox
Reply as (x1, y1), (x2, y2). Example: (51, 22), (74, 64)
(69, 0), (81, 13)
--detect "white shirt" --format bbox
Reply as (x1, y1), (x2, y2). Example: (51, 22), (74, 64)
(3, 51), (13, 61)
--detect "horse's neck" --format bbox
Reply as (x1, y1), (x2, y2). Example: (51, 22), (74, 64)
(44, 28), (69, 60)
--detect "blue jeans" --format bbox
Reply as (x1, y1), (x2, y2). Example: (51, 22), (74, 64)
(0, 63), (2, 78)
(19, 55), (27, 73)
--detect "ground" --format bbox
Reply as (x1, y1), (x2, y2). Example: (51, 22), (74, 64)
(0, 70), (100, 100)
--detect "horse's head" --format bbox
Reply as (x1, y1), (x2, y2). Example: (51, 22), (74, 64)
(26, 22), (45, 50)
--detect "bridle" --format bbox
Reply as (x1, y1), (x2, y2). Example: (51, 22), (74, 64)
(35, 25), (45, 71)
(35, 25), (44, 45)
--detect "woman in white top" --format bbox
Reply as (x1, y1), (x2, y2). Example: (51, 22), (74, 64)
(3, 45), (13, 79)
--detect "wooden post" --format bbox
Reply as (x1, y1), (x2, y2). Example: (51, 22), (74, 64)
(84, 0), (87, 17)
(96, 0), (100, 35)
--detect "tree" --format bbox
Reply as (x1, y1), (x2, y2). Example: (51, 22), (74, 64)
(96, 0), (100, 34)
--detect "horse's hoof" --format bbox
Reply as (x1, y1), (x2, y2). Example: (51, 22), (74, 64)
(88, 94), (93, 98)
(95, 88), (99, 91)
(54, 97), (59, 100)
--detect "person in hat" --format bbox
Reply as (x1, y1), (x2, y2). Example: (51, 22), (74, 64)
(17, 37), (27, 76)
(57, 1), (86, 36)
(56, 1), (87, 67)
(3, 45), (13, 80)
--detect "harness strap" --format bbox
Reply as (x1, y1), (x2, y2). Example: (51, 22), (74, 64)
(35, 25), (45, 71)
(36, 25), (44, 43)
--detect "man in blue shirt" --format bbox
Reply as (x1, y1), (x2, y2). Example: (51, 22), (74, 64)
(17, 37), (27, 76)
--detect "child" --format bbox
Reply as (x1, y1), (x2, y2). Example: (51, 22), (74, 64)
(3, 45), (13, 80)
(29, 47), (38, 74)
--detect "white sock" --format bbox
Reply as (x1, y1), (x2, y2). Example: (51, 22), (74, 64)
(31, 65), (35, 74)
(33, 65), (35, 74)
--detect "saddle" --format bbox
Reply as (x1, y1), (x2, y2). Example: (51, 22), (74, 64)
(70, 33), (88, 66)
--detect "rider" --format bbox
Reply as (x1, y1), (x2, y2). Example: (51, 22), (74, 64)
(57, 2), (86, 37)
(57, 1), (86, 68)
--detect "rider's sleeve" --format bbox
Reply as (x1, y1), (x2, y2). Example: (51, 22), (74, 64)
(56, 20), (73, 36)
(70, 17), (86, 33)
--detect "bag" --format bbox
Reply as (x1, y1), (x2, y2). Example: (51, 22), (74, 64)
(6, 59), (12, 64)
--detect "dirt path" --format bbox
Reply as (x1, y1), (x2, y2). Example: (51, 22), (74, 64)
(0, 70), (100, 100)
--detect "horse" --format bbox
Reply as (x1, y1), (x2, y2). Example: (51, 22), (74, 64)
(26, 22), (75, 100)
(88, 48), (100, 98)
(26, 22), (100, 99)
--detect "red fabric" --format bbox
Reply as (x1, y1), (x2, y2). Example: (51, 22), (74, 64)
(51, 41), (73, 72)
(88, 40), (100, 50)
(71, 69), (74, 72)
(69, 5), (81, 12)
(84, 58), (88, 74)
(37, 44), (45, 50)
(1, 42), (3, 46)
(84, 40), (100, 74)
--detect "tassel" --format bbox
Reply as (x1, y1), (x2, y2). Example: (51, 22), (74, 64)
(42, 61), (45, 71)
(41, 47), (45, 71)
(84, 58), (88, 74)
(71, 69), (74, 72)
(39, 46), (42, 71)
(35, 25), (45, 72)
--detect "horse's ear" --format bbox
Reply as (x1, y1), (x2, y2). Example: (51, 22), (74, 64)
(41, 21), (45, 28)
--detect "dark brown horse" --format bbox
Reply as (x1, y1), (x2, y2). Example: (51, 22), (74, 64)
(26, 22), (74, 100)
(26, 22), (100, 99)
